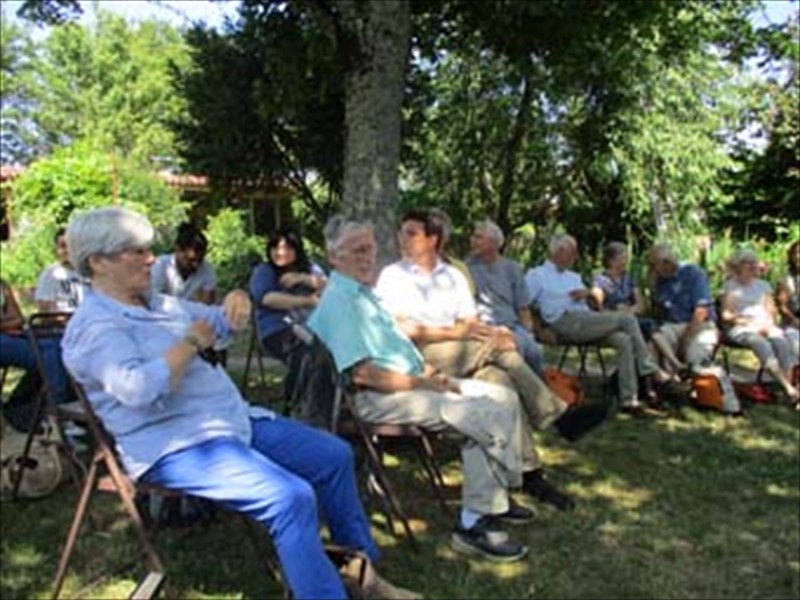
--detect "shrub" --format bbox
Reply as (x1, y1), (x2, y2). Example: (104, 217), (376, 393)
(1, 142), (188, 288)
(205, 208), (264, 295)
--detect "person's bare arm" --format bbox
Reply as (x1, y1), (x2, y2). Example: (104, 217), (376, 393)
(588, 286), (605, 311)
(518, 305), (534, 332)
(630, 287), (646, 316)
(720, 292), (748, 328)
(350, 361), (460, 394)
(260, 290), (318, 311)
(679, 305), (712, 355)
(1, 282), (26, 332)
(397, 316), (491, 344)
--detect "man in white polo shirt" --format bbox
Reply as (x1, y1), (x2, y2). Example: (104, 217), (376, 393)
(35, 227), (87, 313)
(151, 222), (217, 304)
(525, 233), (663, 414)
(376, 209), (609, 512)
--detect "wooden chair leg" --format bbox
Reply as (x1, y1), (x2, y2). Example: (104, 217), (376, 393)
(241, 330), (257, 389)
(52, 455), (101, 599)
(577, 346), (590, 379)
(128, 572), (166, 600)
(103, 452), (165, 574)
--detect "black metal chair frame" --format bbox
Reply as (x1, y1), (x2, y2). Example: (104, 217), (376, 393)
(714, 296), (766, 385)
(241, 304), (268, 391)
(332, 379), (451, 546)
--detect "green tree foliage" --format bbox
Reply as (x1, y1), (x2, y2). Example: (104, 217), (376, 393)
(3, 8), (192, 165)
(404, 0), (770, 262)
(401, 32), (557, 254)
(1, 7), (38, 163)
(173, 1), (344, 233)
(715, 18), (799, 240)
(204, 207), (264, 294)
(16, 0), (82, 26)
(1, 141), (188, 287)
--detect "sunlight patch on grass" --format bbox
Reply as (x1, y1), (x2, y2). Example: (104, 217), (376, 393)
(724, 427), (797, 455)
(382, 454), (401, 468)
(765, 483), (799, 498)
(468, 558), (531, 579)
(576, 478), (653, 510)
(597, 520), (626, 548)
(434, 544), (531, 580)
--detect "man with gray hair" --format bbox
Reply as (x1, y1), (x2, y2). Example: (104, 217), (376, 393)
(375, 209), (610, 513)
(310, 215), (535, 563)
(525, 233), (666, 415)
(467, 218), (544, 376)
(647, 243), (720, 376)
(62, 206), (418, 600)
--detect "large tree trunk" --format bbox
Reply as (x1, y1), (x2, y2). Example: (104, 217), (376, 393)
(496, 71), (533, 234)
(335, 0), (410, 267)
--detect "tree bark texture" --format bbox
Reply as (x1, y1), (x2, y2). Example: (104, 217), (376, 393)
(336, 0), (410, 267)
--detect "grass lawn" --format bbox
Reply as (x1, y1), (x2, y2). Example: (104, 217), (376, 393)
(2, 336), (798, 599)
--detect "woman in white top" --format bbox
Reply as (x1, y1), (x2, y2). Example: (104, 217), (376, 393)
(721, 248), (799, 403)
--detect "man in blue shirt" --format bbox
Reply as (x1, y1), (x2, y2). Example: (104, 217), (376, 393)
(309, 215), (535, 564)
(647, 243), (719, 377)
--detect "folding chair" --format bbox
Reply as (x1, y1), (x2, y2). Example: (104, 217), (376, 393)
(332, 377), (451, 546)
(530, 307), (607, 379)
(241, 304), (268, 391)
(717, 336), (766, 384)
(9, 312), (86, 501)
(51, 380), (283, 600)
(713, 297), (766, 384)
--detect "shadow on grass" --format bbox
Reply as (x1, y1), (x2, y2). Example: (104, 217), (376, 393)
(3, 343), (797, 599)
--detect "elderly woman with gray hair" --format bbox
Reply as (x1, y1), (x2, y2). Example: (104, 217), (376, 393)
(721, 248), (799, 404)
(60, 207), (418, 600)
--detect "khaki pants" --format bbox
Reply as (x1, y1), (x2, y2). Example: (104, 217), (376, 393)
(420, 340), (566, 430)
(354, 378), (528, 515)
(551, 311), (655, 404)
(658, 322), (719, 370)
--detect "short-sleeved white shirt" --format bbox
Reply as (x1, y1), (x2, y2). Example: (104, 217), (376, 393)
(524, 260), (590, 324)
(151, 253), (217, 301)
(375, 259), (477, 326)
(722, 277), (773, 328)
(34, 263), (87, 312)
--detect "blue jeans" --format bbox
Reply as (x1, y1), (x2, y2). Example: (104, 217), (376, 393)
(513, 324), (544, 377)
(140, 416), (377, 599)
(1, 332), (71, 431)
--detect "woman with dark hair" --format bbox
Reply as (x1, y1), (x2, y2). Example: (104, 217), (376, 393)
(250, 228), (326, 356)
(249, 227), (335, 428)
